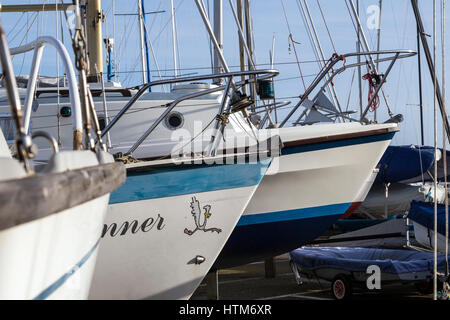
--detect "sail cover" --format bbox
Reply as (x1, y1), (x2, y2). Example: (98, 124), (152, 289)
(375, 145), (435, 184)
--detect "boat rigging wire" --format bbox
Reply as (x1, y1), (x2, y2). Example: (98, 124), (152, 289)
(315, 0), (337, 55)
(345, 0), (393, 119)
(280, 0), (307, 91)
(112, 59), (326, 75)
(6, 12), (26, 40)
(298, 0), (343, 118)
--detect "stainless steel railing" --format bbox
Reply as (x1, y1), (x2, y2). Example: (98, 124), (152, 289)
(98, 69), (279, 156)
(279, 49), (417, 127)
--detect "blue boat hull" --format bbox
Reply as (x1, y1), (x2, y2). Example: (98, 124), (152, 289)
(212, 210), (347, 270)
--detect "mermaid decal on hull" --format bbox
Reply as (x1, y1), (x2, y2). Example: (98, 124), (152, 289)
(184, 196), (222, 236)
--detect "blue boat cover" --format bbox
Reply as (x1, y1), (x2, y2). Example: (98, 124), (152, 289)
(408, 200), (450, 236)
(375, 145), (435, 184)
(290, 246), (446, 274)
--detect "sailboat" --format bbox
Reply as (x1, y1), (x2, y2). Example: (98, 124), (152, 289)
(0, 22), (125, 299)
(89, 150), (273, 300)
(0, 1), (401, 281)
(0, 1), (277, 300)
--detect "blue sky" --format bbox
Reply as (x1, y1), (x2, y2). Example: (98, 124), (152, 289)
(1, 0), (449, 147)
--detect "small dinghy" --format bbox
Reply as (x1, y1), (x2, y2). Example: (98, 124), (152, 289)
(408, 200), (450, 253)
(312, 215), (414, 249)
(290, 246), (446, 299)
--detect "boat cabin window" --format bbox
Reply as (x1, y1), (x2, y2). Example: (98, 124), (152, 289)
(164, 111), (184, 130)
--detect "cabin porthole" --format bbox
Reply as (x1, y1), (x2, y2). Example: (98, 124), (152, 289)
(164, 111), (184, 130)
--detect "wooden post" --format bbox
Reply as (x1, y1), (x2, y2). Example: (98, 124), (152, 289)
(264, 257), (276, 278)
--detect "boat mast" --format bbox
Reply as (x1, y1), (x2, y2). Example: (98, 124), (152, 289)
(137, 0), (147, 85)
(170, 0), (178, 79)
(417, 23), (425, 145)
(374, 0), (382, 122)
(411, 0), (450, 144)
(237, 0), (246, 93)
(357, 0), (363, 115)
(244, 0), (254, 70)
(432, 0), (437, 301)
(142, 1), (152, 88)
(86, 0), (104, 83)
(112, 0), (117, 82)
(213, 0), (224, 84)
(244, 0), (256, 109)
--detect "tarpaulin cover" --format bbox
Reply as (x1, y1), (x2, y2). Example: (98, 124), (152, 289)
(408, 200), (450, 236)
(290, 246), (446, 274)
(400, 147), (450, 184)
(375, 145), (435, 184)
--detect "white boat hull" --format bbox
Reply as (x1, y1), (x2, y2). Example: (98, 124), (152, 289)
(0, 195), (109, 299)
(89, 160), (270, 300)
(0, 150), (123, 300)
(214, 123), (398, 268)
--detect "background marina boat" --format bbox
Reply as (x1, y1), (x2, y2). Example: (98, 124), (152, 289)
(354, 182), (446, 219)
(213, 121), (399, 269)
(89, 151), (273, 300)
(374, 145), (435, 185)
(289, 246), (447, 299)
(408, 200), (450, 254)
(0, 29), (126, 299)
(353, 145), (448, 219)
(309, 215), (416, 249)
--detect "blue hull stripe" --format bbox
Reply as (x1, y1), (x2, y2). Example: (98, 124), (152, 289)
(33, 239), (100, 300)
(110, 161), (270, 204)
(281, 132), (395, 156)
(237, 203), (351, 226)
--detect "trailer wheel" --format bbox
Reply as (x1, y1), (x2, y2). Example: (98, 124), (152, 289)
(415, 280), (433, 295)
(415, 279), (444, 295)
(331, 275), (352, 300)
